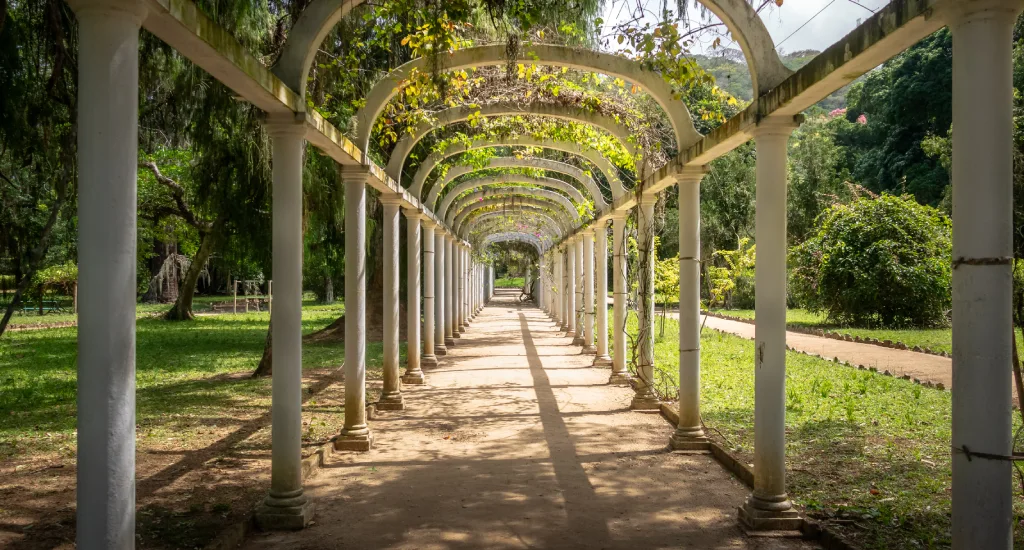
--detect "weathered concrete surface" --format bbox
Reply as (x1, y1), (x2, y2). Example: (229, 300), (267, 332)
(243, 291), (816, 550)
(425, 158), (600, 210)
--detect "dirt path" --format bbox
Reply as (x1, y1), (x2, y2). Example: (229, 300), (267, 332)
(691, 314), (954, 389)
(245, 291), (814, 550)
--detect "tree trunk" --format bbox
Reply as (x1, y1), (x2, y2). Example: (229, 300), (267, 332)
(324, 275), (334, 304)
(165, 230), (215, 321)
(1013, 324), (1024, 422)
(252, 313), (273, 377)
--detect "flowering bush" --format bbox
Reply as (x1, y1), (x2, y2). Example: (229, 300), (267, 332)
(789, 194), (951, 327)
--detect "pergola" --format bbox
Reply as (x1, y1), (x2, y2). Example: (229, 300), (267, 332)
(72, 0), (1021, 548)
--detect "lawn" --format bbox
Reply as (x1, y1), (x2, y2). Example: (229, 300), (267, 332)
(711, 308), (1024, 355)
(615, 313), (1024, 549)
(0, 300), (390, 548)
(2, 294), (258, 327)
(494, 276), (525, 288)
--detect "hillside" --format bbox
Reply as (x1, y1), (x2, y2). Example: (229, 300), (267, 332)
(693, 48), (855, 112)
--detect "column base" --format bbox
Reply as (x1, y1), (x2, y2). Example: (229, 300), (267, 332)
(422, 354), (439, 368)
(630, 393), (661, 411)
(445, 337), (456, 347)
(571, 336), (585, 346)
(255, 491), (314, 531)
(559, 323), (569, 332)
(402, 371), (425, 385)
(669, 427), (709, 451)
(738, 495), (802, 532)
(608, 371), (631, 385)
(436, 344), (448, 356)
(376, 392), (405, 411)
(335, 429), (374, 452)
(581, 345), (596, 355)
(592, 354), (613, 366)
(452, 331), (461, 339)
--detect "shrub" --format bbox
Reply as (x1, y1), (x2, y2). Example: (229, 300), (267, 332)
(790, 194), (951, 327)
(707, 238), (756, 310)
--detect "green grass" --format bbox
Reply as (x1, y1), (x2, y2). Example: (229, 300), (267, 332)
(3, 294), (262, 326)
(621, 314), (1024, 548)
(494, 276), (525, 288)
(0, 299), (385, 460)
(711, 308), (1024, 355)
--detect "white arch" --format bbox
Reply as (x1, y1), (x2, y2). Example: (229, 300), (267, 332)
(446, 188), (581, 227)
(426, 157), (600, 208)
(454, 196), (578, 236)
(436, 174), (587, 220)
(353, 44), (702, 155)
(385, 101), (640, 182)
(275, 0), (788, 101)
(464, 209), (567, 240)
(413, 136), (624, 204)
(482, 232), (545, 254)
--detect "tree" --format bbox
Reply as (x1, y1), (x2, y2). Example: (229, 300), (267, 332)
(790, 194), (952, 327)
(787, 114), (852, 244)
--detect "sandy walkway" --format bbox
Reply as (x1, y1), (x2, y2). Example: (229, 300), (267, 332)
(245, 292), (814, 550)
(692, 315), (954, 389)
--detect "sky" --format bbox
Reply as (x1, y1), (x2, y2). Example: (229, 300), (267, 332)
(600, 0), (893, 57)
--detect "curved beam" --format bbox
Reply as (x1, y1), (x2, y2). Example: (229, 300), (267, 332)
(482, 232), (545, 254)
(467, 211), (564, 240)
(426, 157), (600, 208)
(272, 0), (361, 96)
(454, 196), (577, 236)
(696, 0), (792, 96)
(353, 44), (702, 154)
(447, 188), (581, 227)
(437, 174), (587, 220)
(386, 102), (639, 182)
(414, 136), (623, 204)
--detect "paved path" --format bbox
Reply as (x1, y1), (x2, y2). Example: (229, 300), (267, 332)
(695, 314), (954, 389)
(246, 291), (813, 550)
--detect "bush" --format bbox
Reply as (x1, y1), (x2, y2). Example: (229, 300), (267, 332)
(790, 194), (951, 327)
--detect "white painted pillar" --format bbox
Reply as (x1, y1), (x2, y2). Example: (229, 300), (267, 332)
(582, 231), (596, 354)
(402, 210), (425, 383)
(610, 215), (630, 384)
(566, 241), (577, 336)
(573, 238), (585, 346)
(632, 196), (660, 410)
(337, 166), (373, 451)
(435, 231), (448, 355)
(73, 1), (146, 543)
(948, 2), (1021, 547)
(454, 245), (464, 332)
(445, 236), (457, 343)
(538, 256), (546, 311)
(421, 221), (438, 368)
(671, 169), (709, 450)
(594, 221), (612, 365)
(739, 118), (801, 530)
(462, 246), (469, 326)
(378, 198), (404, 410)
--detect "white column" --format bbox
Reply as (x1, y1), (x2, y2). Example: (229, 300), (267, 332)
(632, 197), (660, 410)
(402, 209), (425, 385)
(565, 241), (577, 336)
(537, 256), (546, 312)
(454, 245), (464, 333)
(553, 251), (562, 322)
(582, 231), (596, 354)
(378, 198), (404, 410)
(435, 231), (449, 355)
(949, 2), (1021, 547)
(421, 221), (438, 368)
(337, 166), (373, 451)
(671, 170), (709, 450)
(73, 1), (146, 544)
(445, 236), (457, 344)
(594, 221), (612, 365)
(739, 118), (801, 530)
(610, 215), (630, 384)
(461, 247), (469, 326)
(573, 238), (585, 346)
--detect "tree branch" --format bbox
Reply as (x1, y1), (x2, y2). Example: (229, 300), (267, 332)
(139, 161), (213, 232)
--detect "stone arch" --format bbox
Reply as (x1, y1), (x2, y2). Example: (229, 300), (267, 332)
(446, 188), (581, 227)
(455, 198), (575, 236)
(353, 44), (702, 155)
(466, 211), (565, 241)
(436, 174), (587, 220)
(385, 101), (640, 182)
(482, 232), (546, 253)
(275, 0), (788, 102)
(413, 136), (625, 204)
(426, 157), (600, 209)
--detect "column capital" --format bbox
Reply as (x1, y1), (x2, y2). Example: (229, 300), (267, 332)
(937, 0), (1024, 23)
(263, 114), (307, 138)
(341, 164), (373, 185)
(637, 192), (659, 206)
(673, 165), (709, 185)
(751, 115), (804, 139)
(67, 0), (146, 19)
(591, 218), (608, 229)
(608, 211), (629, 221)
